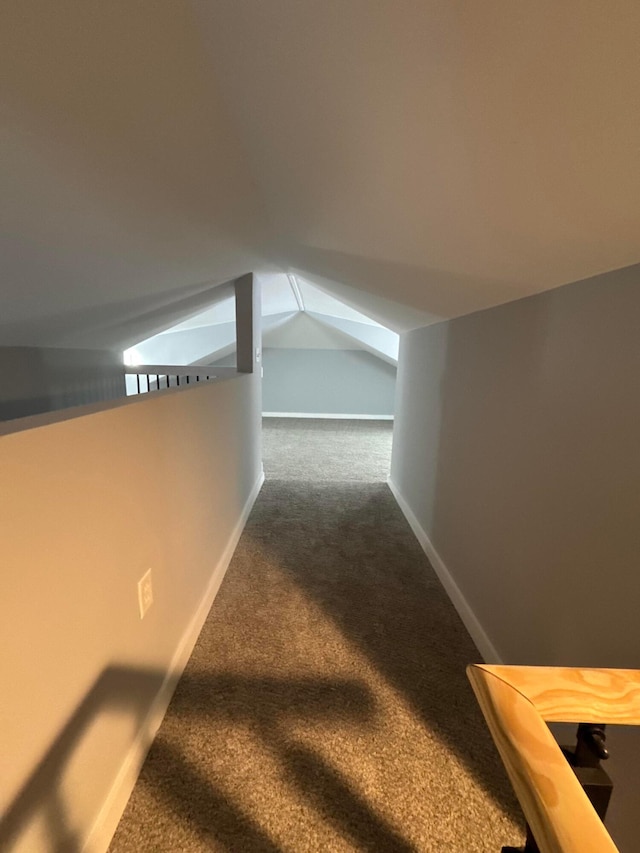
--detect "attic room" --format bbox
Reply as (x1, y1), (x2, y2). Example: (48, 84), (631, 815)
(1, 2), (639, 852)
(123, 274), (398, 419)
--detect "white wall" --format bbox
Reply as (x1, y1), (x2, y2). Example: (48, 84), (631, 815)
(0, 346), (125, 421)
(261, 347), (396, 416)
(389, 264), (640, 851)
(0, 372), (263, 852)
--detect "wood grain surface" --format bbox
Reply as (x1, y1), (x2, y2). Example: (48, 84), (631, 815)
(467, 665), (640, 853)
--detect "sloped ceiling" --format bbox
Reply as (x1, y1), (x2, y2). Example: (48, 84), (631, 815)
(0, 1), (268, 349)
(2, 1), (640, 348)
(130, 274), (399, 366)
(263, 313), (363, 352)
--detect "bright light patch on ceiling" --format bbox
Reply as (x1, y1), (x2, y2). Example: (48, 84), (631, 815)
(123, 347), (143, 366)
(296, 279), (383, 327)
(260, 273), (300, 315)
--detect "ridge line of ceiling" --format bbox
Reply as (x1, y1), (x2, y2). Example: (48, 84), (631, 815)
(287, 274), (305, 312)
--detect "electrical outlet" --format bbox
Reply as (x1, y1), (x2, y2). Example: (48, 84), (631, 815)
(138, 569), (153, 619)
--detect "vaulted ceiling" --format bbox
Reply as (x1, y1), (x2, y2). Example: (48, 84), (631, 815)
(128, 273), (400, 366)
(2, 1), (639, 349)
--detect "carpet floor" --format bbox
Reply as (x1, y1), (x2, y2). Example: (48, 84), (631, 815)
(262, 418), (393, 482)
(109, 421), (524, 852)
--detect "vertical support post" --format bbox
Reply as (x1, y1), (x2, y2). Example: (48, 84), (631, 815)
(235, 273), (261, 374)
(562, 724), (613, 822)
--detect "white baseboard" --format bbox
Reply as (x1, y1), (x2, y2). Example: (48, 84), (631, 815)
(262, 412), (394, 420)
(85, 470), (265, 853)
(387, 477), (502, 665)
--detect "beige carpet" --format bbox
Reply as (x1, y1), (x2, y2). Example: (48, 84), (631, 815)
(261, 418), (393, 482)
(109, 422), (524, 852)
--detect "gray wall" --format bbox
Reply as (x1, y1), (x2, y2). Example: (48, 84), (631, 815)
(0, 371), (263, 852)
(262, 347), (396, 415)
(0, 346), (125, 421)
(389, 264), (640, 850)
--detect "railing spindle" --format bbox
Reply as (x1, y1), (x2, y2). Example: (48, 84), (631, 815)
(125, 366), (218, 395)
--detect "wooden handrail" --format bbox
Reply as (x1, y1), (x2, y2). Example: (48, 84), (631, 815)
(467, 665), (640, 853)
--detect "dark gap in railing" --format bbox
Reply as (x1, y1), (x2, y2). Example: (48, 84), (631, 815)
(124, 367), (219, 397)
(502, 723), (613, 853)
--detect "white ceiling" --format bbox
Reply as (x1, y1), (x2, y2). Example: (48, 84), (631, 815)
(297, 280), (379, 326)
(263, 313), (363, 352)
(2, 1), (640, 348)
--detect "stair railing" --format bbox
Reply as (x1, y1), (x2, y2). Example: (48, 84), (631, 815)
(467, 665), (640, 853)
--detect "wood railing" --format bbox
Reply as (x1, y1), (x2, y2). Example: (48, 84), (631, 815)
(467, 665), (640, 853)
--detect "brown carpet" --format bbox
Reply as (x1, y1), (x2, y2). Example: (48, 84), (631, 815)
(109, 426), (524, 852)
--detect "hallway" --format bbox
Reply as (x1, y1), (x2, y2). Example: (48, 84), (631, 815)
(109, 419), (523, 852)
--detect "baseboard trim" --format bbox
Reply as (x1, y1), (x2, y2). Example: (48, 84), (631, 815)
(387, 477), (502, 665)
(262, 412), (394, 420)
(85, 470), (265, 853)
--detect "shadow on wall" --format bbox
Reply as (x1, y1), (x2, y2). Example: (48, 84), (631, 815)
(3, 665), (414, 853)
(0, 666), (168, 853)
